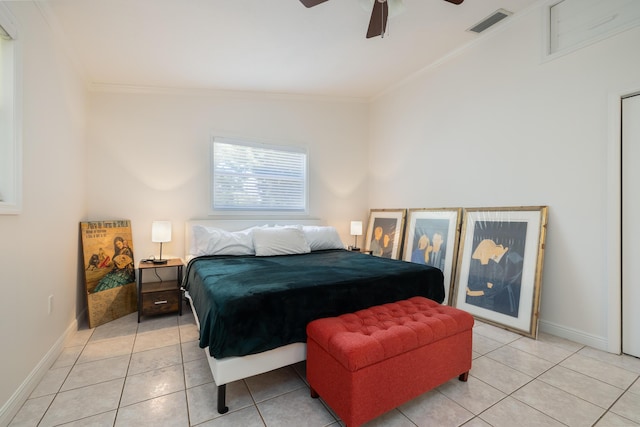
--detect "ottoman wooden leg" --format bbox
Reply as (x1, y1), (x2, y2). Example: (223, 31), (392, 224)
(459, 372), (469, 382)
(310, 387), (319, 398)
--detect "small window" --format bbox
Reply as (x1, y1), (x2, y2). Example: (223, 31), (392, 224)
(0, 4), (21, 214)
(546, 0), (640, 58)
(211, 137), (308, 213)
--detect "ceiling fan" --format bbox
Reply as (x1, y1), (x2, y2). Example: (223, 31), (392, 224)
(300, 0), (464, 39)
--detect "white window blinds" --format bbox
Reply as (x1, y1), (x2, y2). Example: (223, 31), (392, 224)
(211, 137), (308, 212)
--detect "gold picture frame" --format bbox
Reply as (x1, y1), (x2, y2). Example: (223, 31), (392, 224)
(364, 209), (406, 260)
(402, 208), (462, 305)
(452, 206), (548, 338)
(80, 220), (138, 328)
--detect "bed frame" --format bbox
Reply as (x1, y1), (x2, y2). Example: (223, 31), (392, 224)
(183, 218), (324, 413)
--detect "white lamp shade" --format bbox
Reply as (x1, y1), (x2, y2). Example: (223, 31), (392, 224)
(151, 221), (172, 243)
(350, 221), (363, 236)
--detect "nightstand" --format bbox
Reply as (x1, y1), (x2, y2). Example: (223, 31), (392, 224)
(137, 258), (184, 322)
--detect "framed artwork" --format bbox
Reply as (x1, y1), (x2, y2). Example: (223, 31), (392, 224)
(80, 220), (138, 328)
(402, 208), (462, 305)
(453, 206), (548, 338)
(365, 209), (406, 260)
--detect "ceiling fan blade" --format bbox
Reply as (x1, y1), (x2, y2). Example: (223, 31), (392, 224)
(366, 1), (389, 39)
(299, 0), (330, 7)
(444, 0), (464, 4)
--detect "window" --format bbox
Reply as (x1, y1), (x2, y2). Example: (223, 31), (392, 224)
(211, 137), (308, 213)
(0, 4), (20, 214)
(546, 0), (640, 59)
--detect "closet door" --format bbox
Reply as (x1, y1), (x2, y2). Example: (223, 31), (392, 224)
(622, 94), (640, 358)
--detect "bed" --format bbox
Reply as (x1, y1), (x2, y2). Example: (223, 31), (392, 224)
(182, 219), (445, 413)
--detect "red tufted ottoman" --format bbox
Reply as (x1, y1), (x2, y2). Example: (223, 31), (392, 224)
(306, 296), (474, 427)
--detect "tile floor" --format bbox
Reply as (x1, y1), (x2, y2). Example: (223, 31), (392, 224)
(8, 300), (640, 427)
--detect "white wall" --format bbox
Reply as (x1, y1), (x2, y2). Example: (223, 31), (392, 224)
(85, 89), (370, 261)
(3, 0), (637, 420)
(369, 4), (640, 349)
(0, 1), (86, 420)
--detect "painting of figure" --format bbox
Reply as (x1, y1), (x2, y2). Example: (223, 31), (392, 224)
(80, 220), (137, 328)
(403, 208), (461, 305)
(464, 221), (527, 317)
(453, 207), (548, 339)
(365, 209), (406, 260)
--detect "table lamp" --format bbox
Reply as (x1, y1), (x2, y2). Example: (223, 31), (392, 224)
(350, 221), (363, 251)
(151, 221), (171, 264)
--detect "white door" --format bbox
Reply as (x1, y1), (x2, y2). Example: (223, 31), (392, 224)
(622, 94), (640, 358)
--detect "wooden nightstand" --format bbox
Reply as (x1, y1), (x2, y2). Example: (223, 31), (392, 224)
(137, 258), (184, 322)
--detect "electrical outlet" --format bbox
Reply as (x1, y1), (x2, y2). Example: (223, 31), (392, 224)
(48, 295), (54, 315)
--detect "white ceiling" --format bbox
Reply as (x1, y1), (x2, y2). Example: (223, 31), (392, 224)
(42, 0), (540, 99)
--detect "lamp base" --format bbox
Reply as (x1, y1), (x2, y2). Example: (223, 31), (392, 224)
(152, 259), (168, 264)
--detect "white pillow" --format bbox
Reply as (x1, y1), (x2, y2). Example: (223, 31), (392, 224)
(191, 225), (255, 256)
(253, 227), (311, 256)
(303, 226), (344, 251)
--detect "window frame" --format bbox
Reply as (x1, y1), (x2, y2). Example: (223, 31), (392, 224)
(0, 4), (22, 215)
(209, 136), (309, 216)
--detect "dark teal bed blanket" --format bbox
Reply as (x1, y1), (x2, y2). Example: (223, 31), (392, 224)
(184, 249), (444, 358)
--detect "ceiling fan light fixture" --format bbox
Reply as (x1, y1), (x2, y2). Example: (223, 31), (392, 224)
(301, 0), (462, 39)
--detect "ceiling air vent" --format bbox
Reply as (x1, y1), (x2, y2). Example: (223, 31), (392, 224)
(467, 8), (512, 33)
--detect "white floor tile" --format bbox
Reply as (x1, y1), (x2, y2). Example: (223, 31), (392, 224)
(609, 388), (640, 424)
(479, 396), (565, 427)
(77, 335), (135, 364)
(186, 381), (254, 426)
(437, 375), (506, 415)
(257, 387), (335, 427)
(8, 395), (55, 427)
(538, 365), (625, 408)
(89, 312), (138, 342)
(561, 353), (638, 389)
(470, 355), (532, 394)
(128, 343), (182, 376)
(60, 354), (129, 392)
(513, 379), (605, 426)
(39, 378), (124, 427)
(578, 346), (640, 374)
(399, 389), (474, 427)
(51, 345), (83, 370)
(30, 365), (72, 398)
(115, 391), (189, 427)
(133, 326), (181, 353)
(486, 345), (555, 377)
(473, 322), (521, 344)
(244, 366), (306, 403)
(594, 411), (640, 426)
(509, 335), (575, 364)
(181, 339), (207, 363)
(120, 364), (185, 407)
(57, 410), (117, 426)
(472, 333), (503, 355)
(196, 405), (266, 427)
(184, 357), (214, 389)
(11, 309), (640, 427)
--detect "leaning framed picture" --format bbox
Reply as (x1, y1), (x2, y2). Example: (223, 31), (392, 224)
(402, 208), (462, 305)
(365, 208), (406, 260)
(453, 206), (548, 338)
(80, 220), (138, 328)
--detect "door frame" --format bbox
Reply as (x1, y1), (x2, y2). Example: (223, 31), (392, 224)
(607, 85), (640, 354)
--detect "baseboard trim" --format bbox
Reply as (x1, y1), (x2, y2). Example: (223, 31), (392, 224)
(0, 316), (80, 426)
(539, 319), (608, 352)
